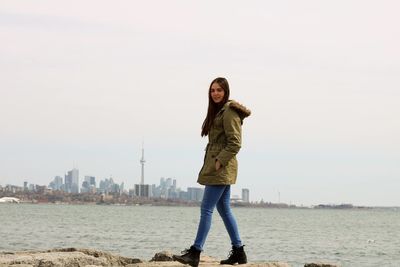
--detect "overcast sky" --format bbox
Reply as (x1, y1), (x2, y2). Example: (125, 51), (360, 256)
(1, 0), (399, 206)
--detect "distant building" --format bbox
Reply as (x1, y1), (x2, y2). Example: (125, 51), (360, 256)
(160, 178), (165, 189)
(54, 176), (63, 190)
(166, 178), (172, 188)
(49, 176), (63, 191)
(99, 177), (121, 194)
(135, 184), (150, 198)
(87, 176), (96, 187)
(167, 187), (179, 199)
(151, 177), (181, 199)
(179, 191), (189, 201)
(28, 184), (35, 191)
(187, 187), (204, 202)
(81, 180), (89, 193)
(231, 194), (241, 203)
(35, 185), (47, 194)
(242, 188), (250, 203)
(4, 185), (23, 193)
(128, 189), (135, 197)
(81, 176), (96, 193)
(65, 168), (79, 193)
(134, 143), (150, 198)
(120, 182), (124, 194)
(150, 184), (157, 198)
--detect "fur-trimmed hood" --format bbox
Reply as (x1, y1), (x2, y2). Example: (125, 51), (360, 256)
(227, 100), (251, 121)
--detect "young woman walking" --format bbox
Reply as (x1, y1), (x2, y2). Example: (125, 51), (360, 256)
(173, 77), (251, 266)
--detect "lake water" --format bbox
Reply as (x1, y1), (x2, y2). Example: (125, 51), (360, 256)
(0, 204), (399, 267)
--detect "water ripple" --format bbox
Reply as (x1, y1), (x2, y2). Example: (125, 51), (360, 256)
(1, 204), (400, 266)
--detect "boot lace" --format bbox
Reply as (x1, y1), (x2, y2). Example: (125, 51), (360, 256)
(225, 249), (235, 259)
(180, 248), (190, 254)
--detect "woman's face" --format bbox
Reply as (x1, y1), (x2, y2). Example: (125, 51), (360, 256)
(210, 82), (225, 104)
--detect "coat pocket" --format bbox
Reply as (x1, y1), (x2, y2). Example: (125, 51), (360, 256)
(200, 149), (221, 177)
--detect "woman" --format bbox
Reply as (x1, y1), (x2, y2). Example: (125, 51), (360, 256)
(173, 77), (251, 266)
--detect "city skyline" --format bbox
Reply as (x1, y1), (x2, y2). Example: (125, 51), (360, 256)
(1, 142), (253, 202)
(1, 167), (253, 204)
(0, 168), (250, 203)
(1, 1), (399, 206)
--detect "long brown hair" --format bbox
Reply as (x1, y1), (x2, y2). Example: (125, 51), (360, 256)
(201, 77), (230, 136)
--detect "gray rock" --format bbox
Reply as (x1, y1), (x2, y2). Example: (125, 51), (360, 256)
(0, 248), (141, 267)
(150, 251), (174, 262)
(304, 263), (340, 267)
(149, 250), (290, 266)
(0, 248), (291, 267)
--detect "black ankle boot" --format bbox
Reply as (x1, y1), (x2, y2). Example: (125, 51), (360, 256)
(220, 245), (247, 265)
(173, 246), (201, 267)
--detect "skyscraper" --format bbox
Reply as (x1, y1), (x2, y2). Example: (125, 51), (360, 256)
(187, 187), (204, 202)
(135, 143), (150, 198)
(65, 168), (79, 193)
(242, 188), (250, 203)
(54, 176), (63, 190)
(86, 176), (96, 187)
(49, 176), (63, 190)
(166, 178), (172, 188)
(81, 176), (96, 193)
(135, 184), (150, 197)
(140, 143), (145, 185)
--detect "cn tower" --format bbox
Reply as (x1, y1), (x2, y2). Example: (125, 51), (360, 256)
(140, 143), (145, 185)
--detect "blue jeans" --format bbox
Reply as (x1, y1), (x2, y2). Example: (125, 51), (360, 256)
(193, 185), (242, 251)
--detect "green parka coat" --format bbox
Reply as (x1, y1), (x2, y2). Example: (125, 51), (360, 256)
(197, 100), (251, 185)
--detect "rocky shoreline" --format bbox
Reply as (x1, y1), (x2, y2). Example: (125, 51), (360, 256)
(0, 248), (339, 267)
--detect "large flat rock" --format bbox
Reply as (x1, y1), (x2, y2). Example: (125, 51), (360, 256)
(0, 248), (141, 267)
(0, 248), (338, 267)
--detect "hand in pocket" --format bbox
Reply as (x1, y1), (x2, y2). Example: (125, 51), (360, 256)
(215, 159), (221, 171)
